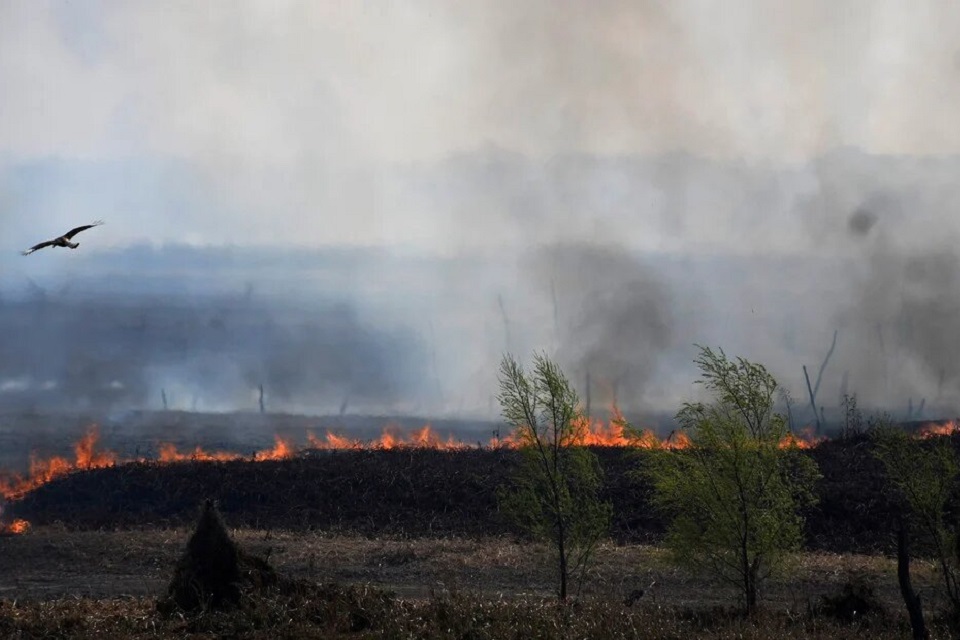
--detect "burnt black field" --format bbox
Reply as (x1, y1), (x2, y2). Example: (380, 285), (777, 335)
(5, 434), (935, 557)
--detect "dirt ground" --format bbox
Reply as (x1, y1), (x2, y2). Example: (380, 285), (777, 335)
(0, 525), (937, 614)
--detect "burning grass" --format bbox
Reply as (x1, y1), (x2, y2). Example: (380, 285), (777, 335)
(0, 417), (954, 548)
(0, 440), (913, 555)
(916, 419), (960, 438)
(0, 518), (29, 536)
(0, 427), (118, 501)
(0, 412), (828, 506)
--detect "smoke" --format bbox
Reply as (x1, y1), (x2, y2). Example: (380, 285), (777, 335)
(847, 210), (878, 237)
(5, 2), (960, 251)
(5, 3), (960, 424)
(0, 282), (424, 414)
(531, 243), (674, 409)
(247, 303), (412, 409)
(8, 151), (960, 423)
(836, 231), (960, 413)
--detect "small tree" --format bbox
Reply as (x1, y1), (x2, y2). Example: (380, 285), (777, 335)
(872, 421), (960, 621)
(840, 393), (864, 439)
(497, 352), (612, 600)
(646, 346), (820, 614)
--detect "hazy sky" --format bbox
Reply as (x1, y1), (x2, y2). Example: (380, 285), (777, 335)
(4, 1), (960, 254)
(8, 1), (960, 420)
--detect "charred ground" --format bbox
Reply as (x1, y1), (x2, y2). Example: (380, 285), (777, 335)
(4, 434), (929, 556)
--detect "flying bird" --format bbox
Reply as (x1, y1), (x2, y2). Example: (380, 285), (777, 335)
(21, 220), (104, 256)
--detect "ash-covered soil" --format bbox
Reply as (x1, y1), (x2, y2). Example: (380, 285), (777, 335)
(3, 436), (925, 555)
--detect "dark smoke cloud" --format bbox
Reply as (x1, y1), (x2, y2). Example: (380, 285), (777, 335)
(838, 242), (960, 412)
(367, 148), (960, 419)
(847, 209), (877, 236)
(531, 243), (674, 410)
(0, 283), (424, 414)
(246, 303), (410, 406)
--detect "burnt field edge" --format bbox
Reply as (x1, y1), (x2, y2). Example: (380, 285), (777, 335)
(3, 435), (928, 555)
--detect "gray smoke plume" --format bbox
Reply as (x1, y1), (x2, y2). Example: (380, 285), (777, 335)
(847, 209), (877, 236)
(7, 3), (960, 427)
(837, 239), (960, 412)
(0, 271), (425, 414)
(531, 243), (674, 410)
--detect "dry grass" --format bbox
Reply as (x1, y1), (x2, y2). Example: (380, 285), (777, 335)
(0, 527), (928, 604)
(0, 588), (951, 639)
(1, 526), (956, 638)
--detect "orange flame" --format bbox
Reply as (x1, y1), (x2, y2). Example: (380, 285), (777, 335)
(9, 518), (29, 534)
(307, 430), (361, 449)
(74, 428), (117, 469)
(254, 436), (296, 461)
(0, 518), (30, 535)
(157, 443), (241, 463)
(409, 426), (469, 450)
(0, 426), (117, 500)
(0, 411), (832, 504)
(307, 425), (470, 450)
(0, 427), (301, 501)
(779, 426), (825, 449)
(917, 420), (959, 438)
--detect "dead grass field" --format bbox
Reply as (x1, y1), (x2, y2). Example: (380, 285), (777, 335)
(0, 526), (953, 638)
(0, 525), (939, 607)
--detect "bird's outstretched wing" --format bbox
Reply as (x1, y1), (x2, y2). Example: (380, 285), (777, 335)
(63, 220), (104, 240)
(21, 240), (56, 256)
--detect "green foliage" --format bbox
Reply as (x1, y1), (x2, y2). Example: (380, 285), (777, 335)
(871, 419), (960, 614)
(645, 346), (821, 614)
(497, 352), (612, 600)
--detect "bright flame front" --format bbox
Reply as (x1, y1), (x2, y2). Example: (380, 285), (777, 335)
(0, 411), (834, 505)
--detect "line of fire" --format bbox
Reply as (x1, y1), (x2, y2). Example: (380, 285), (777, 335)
(2, 414), (956, 536)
